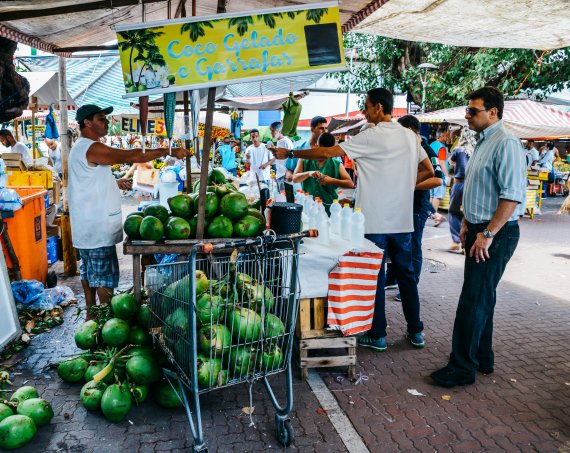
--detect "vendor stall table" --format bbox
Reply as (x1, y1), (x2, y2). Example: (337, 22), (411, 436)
(294, 236), (383, 380)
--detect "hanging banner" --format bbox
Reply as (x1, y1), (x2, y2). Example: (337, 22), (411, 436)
(120, 117), (167, 136)
(115, 2), (345, 98)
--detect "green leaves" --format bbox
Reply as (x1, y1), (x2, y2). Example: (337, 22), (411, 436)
(180, 21), (214, 42)
(331, 32), (570, 111)
(228, 17), (254, 36)
(257, 13), (283, 29)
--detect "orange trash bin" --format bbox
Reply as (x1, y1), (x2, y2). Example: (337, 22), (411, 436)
(1, 187), (48, 283)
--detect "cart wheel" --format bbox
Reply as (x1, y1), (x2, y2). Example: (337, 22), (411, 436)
(276, 418), (295, 447)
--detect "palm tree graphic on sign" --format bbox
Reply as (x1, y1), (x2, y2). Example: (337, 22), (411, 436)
(118, 28), (165, 90)
(180, 21), (215, 42)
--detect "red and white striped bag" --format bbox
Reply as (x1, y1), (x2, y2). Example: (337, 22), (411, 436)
(327, 251), (384, 336)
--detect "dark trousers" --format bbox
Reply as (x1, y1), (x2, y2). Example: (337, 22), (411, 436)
(449, 221), (519, 375)
(365, 233), (424, 338)
(386, 209), (430, 285)
(448, 182), (464, 244)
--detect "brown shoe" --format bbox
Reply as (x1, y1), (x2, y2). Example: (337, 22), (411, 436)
(448, 243), (462, 253)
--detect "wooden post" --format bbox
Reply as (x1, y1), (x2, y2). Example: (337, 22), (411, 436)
(31, 96), (37, 158)
(195, 88), (216, 239)
(183, 90), (192, 193)
(58, 56), (77, 276)
(13, 120), (19, 141)
(194, 0), (224, 236)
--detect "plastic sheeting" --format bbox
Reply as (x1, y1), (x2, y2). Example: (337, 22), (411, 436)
(353, 0), (570, 50)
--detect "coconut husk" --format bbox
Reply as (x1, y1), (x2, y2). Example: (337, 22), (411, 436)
(557, 195), (570, 215)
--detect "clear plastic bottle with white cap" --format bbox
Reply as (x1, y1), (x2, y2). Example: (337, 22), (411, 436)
(316, 200), (330, 244)
(350, 208), (366, 246)
(340, 203), (353, 239)
(329, 199), (342, 235)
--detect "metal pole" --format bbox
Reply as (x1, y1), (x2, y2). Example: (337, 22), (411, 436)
(58, 56), (76, 276)
(421, 79), (427, 114)
(345, 49), (355, 118)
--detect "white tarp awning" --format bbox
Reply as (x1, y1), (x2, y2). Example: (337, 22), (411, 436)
(416, 100), (570, 139)
(20, 71), (76, 109)
(353, 0), (570, 50)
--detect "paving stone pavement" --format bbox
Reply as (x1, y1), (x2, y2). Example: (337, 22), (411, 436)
(3, 197), (570, 452)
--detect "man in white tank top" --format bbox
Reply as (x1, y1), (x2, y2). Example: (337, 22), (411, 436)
(69, 104), (190, 318)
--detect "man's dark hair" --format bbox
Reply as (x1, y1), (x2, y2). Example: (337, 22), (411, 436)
(310, 116), (327, 129)
(270, 121), (282, 131)
(468, 86), (504, 119)
(528, 139), (535, 145)
(397, 115), (420, 132)
(317, 132), (335, 148)
(78, 113), (96, 131)
(367, 88), (394, 115)
(0, 129), (14, 140)
(249, 128), (259, 136)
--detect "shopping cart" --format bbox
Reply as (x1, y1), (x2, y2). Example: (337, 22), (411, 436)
(145, 231), (313, 452)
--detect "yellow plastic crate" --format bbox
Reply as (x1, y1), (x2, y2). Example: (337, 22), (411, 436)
(6, 170), (53, 189)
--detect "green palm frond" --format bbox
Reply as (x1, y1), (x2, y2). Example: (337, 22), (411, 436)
(306, 8), (328, 24)
(228, 17), (254, 36)
(257, 13), (282, 29)
(286, 12), (296, 20)
(180, 21), (214, 42)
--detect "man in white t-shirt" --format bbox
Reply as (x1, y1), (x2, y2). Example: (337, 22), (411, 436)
(269, 121), (293, 187)
(271, 88), (434, 352)
(68, 104), (190, 318)
(0, 129), (33, 168)
(245, 129), (273, 183)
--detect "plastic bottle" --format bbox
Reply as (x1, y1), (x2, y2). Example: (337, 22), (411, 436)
(329, 199), (342, 235)
(316, 202), (330, 244)
(350, 208), (366, 246)
(340, 204), (353, 239)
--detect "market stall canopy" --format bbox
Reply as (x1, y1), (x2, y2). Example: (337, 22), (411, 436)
(416, 100), (570, 139)
(0, 0), (373, 54)
(216, 92), (308, 111)
(20, 71), (76, 109)
(351, 0), (570, 50)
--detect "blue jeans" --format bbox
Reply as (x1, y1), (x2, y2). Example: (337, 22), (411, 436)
(448, 182), (464, 244)
(365, 233), (424, 338)
(449, 221), (519, 376)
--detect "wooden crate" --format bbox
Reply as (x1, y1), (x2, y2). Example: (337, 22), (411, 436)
(295, 297), (356, 381)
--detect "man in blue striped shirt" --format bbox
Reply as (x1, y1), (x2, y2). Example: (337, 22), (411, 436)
(431, 87), (527, 388)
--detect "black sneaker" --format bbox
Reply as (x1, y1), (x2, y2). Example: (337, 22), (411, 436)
(394, 293), (401, 302)
(385, 284), (398, 290)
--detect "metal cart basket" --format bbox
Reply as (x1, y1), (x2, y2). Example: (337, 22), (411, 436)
(145, 231), (311, 452)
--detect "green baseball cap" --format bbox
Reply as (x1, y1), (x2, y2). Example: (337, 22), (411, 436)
(76, 104), (114, 122)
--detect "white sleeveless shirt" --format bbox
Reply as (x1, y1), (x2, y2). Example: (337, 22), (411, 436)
(68, 137), (123, 249)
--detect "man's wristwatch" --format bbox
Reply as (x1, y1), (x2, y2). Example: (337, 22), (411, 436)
(482, 228), (494, 239)
(287, 150), (295, 159)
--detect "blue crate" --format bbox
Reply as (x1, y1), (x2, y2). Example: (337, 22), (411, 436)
(44, 192), (50, 209)
(47, 235), (58, 265)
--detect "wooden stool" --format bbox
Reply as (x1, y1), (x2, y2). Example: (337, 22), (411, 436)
(295, 297), (356, 381)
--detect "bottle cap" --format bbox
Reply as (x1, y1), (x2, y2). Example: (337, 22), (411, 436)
(355, 208), (362, 211)
(343, 204), (349, 207)
(333, 199), (339, 203)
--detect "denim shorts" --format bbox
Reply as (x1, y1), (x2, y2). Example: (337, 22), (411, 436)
(78, 246), (120, 289)
(430, 181), (447, 199)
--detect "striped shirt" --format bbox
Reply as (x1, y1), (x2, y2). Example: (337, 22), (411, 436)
(463, 121), (527, 224)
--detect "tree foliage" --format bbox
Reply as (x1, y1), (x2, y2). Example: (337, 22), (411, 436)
(331, 33), (570, 111)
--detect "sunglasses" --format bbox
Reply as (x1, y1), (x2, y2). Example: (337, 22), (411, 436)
(465, 107), (490, 116)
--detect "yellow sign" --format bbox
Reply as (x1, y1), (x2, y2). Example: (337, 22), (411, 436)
(120, 118), (167, 136)
(198, 123), (229, 139)
(116, 2), (345, 97)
